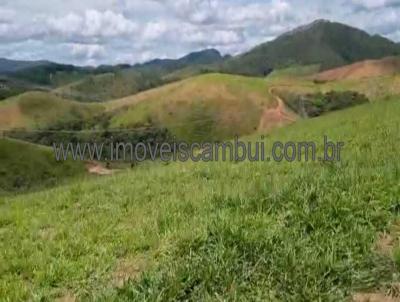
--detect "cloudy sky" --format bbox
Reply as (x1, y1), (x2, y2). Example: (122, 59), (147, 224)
(0, 0), (399, 66)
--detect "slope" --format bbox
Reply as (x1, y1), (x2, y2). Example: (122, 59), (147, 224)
(0, 91), (103, 131)
(0, 138), (86, 193)
(314, 56), (400, 82)
(55, 49), (225, 102)
(107, 73), (280, 141)
(222, 19), (400, 76)
(1, 98), (400, 300)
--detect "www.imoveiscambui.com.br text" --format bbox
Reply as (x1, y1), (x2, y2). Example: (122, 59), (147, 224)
(52, 136), (345, 163)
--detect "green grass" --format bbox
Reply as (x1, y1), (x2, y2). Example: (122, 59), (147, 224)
(0, 91), (103, 130)
(1, 98), (400, 300)
(109, 73), (273, 142)
(0, 138), (86, 194)
(55, 70), (164, 102)
(268, 64), (321, 78)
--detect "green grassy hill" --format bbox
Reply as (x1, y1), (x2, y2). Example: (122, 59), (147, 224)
(0, 138), (86, 194)
(55, 49), (226, 102)
(54, 69), (163, 102)
(1, 98), (400, 300)
(107, 73), (276, 142)
(0, 76), (47, 101)
(222, 20), (400, 76)
(0, 91), (103, 131)
(2, 66), (398, 143)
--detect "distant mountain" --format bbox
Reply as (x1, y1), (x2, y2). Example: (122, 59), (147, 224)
(0, 58), (49, 73)
(133, 48), (224, 73)
(221, 19), (400, 76)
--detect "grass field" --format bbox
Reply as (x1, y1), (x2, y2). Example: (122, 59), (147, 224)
(0, 138), (86, 194)
(54, 70), (161, 103)
(0, 91), (103, 131)
(1, 97), (400, 300)
(107, 73), (276, 142)
(2, 67), (399, 143)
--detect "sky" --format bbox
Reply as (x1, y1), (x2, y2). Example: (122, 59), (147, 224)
(0, 0), (399, 66)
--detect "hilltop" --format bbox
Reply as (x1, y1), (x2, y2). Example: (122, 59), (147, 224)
(54, 49), (225, 102)
(0, 91), (103, 131)
(107, 73), (280, 141)
(221, 20), (400, 76)
(3, 20), (400, 101)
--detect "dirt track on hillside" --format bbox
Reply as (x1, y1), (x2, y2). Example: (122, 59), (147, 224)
(258, 87), (297, 131)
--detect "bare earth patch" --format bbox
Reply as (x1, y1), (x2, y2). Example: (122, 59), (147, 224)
(352, 292), (400, 302)
(112, 256), (149, 288)
(258, 88), (297, 131)
(314, 56), (400, 82)
(376, 232), (395, 257)
(85, 162), (115, 176)
(353, 227), (400, 302)
(55, 292), (76, 302)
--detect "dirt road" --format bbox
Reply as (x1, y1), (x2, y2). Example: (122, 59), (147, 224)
(258, 87), (297, 131)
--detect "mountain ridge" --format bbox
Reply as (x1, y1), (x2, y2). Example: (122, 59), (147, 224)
(221, 19), (400, 76)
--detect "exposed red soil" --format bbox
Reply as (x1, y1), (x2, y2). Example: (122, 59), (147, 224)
(85, 161), (115, 176)
(258, 88), (297, 131)
(352, 293), (400, 302)
(314, 56), (400, 82)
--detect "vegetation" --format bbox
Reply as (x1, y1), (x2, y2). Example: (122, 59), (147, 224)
(0, 91), (103, 130)
(108, 73), (273, 142)
(1, 99), (400, 300)
(55, 49), (226, 102)
(55, 70), (164, 102)
(0, 77), (47, 101)
(279, 90), (370, 117)
(0, 138), (85, 194)
(221, 20), (400, 76)
(2, 19), (400, 302)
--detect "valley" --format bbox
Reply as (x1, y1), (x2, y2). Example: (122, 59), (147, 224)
(1, 18), (400, 301)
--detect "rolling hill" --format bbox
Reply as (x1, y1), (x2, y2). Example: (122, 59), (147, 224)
(2, 98), (400, 300)
(107, 73), (282, 141)
(0, 58), (50, 73)
(54, 69), (163, 103)
(0, 138), (86, 193)
(3, 20), (400, 102)
(314, 56), (400, 82)
(222, 19), (400, 76)
(54, 49), (226, 102)
(0, 91), (103, 131)
(133, 48), (225, 74)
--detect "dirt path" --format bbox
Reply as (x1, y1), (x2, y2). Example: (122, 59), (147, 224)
(258, 87), (297, 131)
(85, 161), (115, 176)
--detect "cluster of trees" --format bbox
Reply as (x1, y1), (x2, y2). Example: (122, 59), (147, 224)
(283, 90), (369, 118)
(5, 120), (172, 162)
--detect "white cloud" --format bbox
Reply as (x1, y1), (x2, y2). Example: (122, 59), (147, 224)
(48, 10), (138, 41)
(224, 1), (291, 24)
(0, 8), (15, 23)
(181, 28), (243, 45)
(351, 0), (400, 9)
(142, 21), (168, 40)
(0, 0), (399, 65)
(70, 43), (106, 60)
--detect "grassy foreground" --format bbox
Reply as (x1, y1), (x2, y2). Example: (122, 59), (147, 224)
(1, 99), (400, 301)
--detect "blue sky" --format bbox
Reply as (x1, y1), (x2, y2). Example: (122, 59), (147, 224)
(0, 0), (399, 66)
